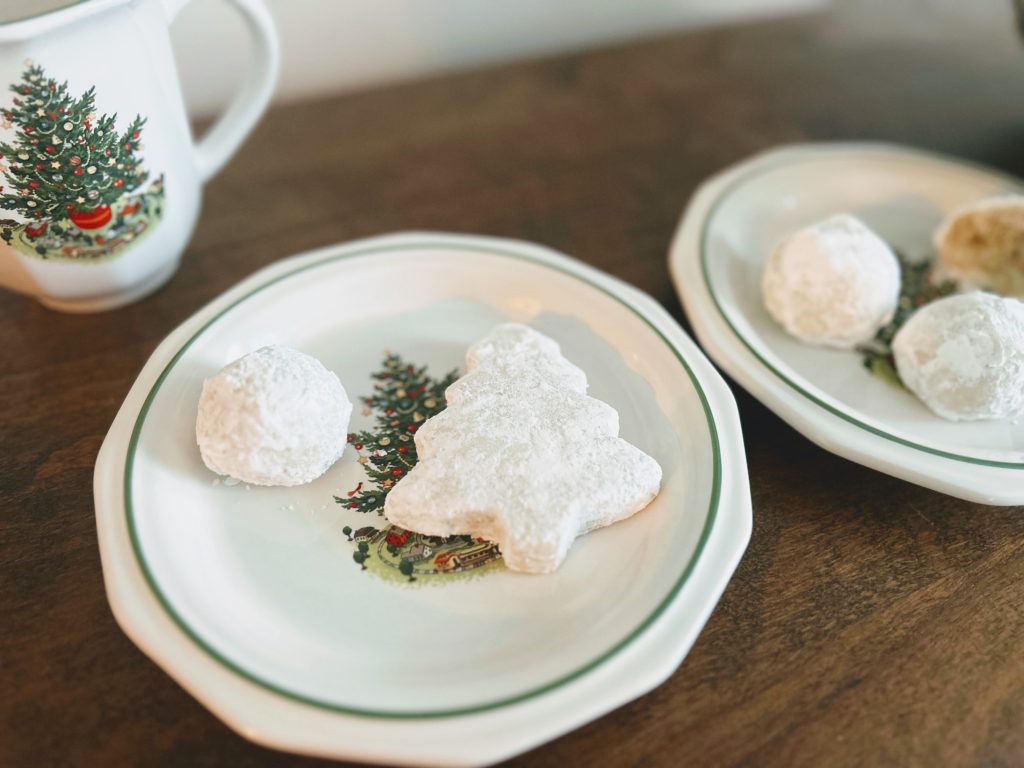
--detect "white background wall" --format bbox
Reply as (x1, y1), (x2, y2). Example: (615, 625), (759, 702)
(170, 0), (827, 116)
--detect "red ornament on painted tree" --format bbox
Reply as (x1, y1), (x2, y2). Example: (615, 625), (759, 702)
(69, 205), (112, 230)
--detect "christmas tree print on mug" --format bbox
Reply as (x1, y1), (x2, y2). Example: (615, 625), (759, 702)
(0, 0), (277, 312)
(0, 63), (164, 262)
(334, 352), (504, 583)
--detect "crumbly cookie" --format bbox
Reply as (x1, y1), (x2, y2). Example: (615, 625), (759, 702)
(935, 195), (1024, 297)
(892, 292), (1024, 421)
(762, 214), (901, 348)
(384, 323), (662, 574)
(196, 345), (352, 486)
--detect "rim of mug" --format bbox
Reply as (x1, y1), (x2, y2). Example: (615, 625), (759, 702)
(0, 0), (130, 39)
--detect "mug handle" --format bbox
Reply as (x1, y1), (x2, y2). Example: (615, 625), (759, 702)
(163, 0), (280, 182)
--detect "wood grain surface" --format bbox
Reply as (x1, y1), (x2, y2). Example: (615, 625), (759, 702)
(4, 2), (1024, 766)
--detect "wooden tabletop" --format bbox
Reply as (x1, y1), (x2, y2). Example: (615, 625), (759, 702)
(4, 2), (1024, 766)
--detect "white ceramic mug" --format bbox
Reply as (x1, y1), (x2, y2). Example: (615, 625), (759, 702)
(0, 0), (278, 312)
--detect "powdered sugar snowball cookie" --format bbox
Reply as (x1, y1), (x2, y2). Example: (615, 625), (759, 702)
(935, 195), (1024, 297)
(892, 292), (1024, 421)
(196, 345), (353, 486)
(762, 214), (901, 348)
(383, 323), (662, 574)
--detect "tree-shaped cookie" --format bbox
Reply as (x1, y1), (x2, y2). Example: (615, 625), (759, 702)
(383, 323), (662, 573)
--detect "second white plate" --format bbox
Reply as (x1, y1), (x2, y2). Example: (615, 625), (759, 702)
(670, 143), (1024, 505)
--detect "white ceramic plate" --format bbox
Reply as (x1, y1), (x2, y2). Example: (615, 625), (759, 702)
(670, 143), (1024, 505)
(94, 232), (752, 766)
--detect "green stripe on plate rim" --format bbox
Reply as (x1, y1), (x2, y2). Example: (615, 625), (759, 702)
(699, 151), (1024, 470)
(124, 238), (724, 719)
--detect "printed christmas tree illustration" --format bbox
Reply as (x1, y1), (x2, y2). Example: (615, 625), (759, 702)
(336, 353), (458, 514)
(0, 62), (165, 260)
(857, 253), (957, 386)
(334, 352), (503, 582)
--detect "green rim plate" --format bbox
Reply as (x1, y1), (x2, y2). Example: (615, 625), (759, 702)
(699, 156), (1024, 470)
(124, 239), (724, 718)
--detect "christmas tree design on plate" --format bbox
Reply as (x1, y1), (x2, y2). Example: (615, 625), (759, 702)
(334, 353), (504, 583)
(856, 251), (957, 387)
(0, 62), (165, 261)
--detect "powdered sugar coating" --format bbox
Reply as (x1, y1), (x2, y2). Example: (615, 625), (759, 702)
(384, 323), (662, 574)
(762, 214), (901, 348)
(196, 346), (352, 486)
(892, 292), (1024, 421)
